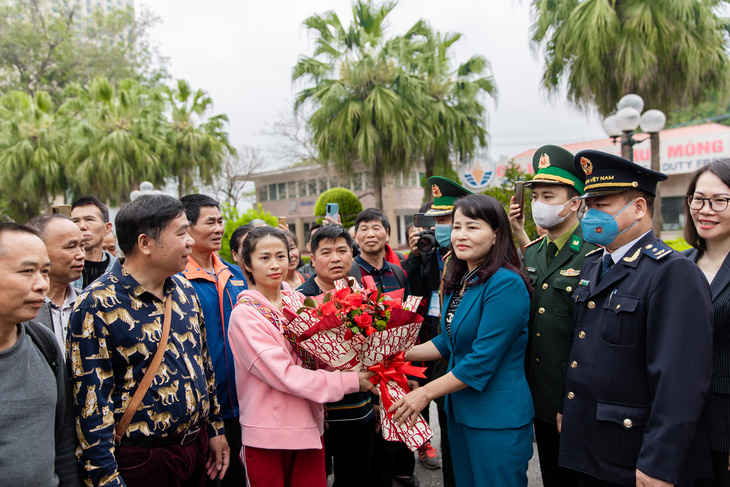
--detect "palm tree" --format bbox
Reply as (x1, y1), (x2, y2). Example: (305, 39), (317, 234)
(60, 77), (169, 203)
(293, 1), (428, 210)
(530, 0), (730, 116)
(0, 90), (66, 220)
(162, 79), (231, 197)
(393, 24), (497, 200)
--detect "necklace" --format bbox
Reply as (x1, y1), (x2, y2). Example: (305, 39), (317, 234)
(314, 276), (332, 293)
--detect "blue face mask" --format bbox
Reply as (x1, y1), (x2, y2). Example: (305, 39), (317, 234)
(581, 201), (638, 247)
(434, 224), (452, 248)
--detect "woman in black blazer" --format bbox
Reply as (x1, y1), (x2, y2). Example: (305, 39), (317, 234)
(685, 158), (730, 486)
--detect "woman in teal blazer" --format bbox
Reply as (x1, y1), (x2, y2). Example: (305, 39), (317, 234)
(391, 194), (534, 487)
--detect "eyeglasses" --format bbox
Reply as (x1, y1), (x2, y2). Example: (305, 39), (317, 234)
(686, 195), (730, 212)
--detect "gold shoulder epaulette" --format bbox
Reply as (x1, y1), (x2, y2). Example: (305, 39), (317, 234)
(525, 235), (546, 249)
(643, 241), (674, 261)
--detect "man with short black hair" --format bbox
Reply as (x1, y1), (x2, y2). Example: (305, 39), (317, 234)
(71, 195), (115, 288)
(180, 194), (248, 487)
(26, 214), (86, 350)
(102, 232), (118, 257)
(353, 208), (418, 486)
(354, 208), (408, 296)
(68, 194), (229, 487)
(296, 224), (374, 487)
(0, 222), (80, 486)
(297, 224), (359, 296)
(298, 223), (323, 277)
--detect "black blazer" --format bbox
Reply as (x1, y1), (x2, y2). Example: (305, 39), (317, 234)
(686, 248), (730, 452)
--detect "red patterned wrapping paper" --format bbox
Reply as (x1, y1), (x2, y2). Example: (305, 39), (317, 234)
(281, 282), (432, 449)
(377, 380), (433, 451)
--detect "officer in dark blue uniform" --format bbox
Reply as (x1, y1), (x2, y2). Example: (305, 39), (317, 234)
(558, 150), (714, 486)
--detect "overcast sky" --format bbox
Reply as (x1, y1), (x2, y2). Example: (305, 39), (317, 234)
(140, 0), (610, 166)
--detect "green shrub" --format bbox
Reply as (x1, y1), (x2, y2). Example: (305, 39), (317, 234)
(664, 237), (692, 251)
(219, 204), (278, 263)
(314, 187), (363, 229)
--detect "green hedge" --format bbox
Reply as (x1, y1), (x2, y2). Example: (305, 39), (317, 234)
(219, 204), (278, 263)
(314, 187), (363, 229)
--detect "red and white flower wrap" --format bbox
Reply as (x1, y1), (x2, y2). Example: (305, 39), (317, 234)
(281, 279), (433, 450)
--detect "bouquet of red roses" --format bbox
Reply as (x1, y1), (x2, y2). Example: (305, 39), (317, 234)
(281, 278), (433, 450)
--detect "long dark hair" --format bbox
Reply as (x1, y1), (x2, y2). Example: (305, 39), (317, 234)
(240, 226), (290, 285)
(443, 194), (531, 295)
(684, 158), (730, 251)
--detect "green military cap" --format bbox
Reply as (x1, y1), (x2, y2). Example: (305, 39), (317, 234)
(526, 145), (586, 194)
(425, 176), (472, 216)
(574, 149), (667, 198)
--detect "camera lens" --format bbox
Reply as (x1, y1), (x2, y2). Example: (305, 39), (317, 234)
(417, 232), (436, 253)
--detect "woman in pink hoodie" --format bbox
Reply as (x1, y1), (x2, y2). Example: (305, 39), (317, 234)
(228, 226), (376, 487)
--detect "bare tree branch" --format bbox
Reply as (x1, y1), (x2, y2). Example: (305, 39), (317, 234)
(211, 146), (267, 208)
(261, 105), (320, 164)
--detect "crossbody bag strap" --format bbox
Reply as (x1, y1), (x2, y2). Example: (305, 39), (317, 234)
(115, 294), (172, 444)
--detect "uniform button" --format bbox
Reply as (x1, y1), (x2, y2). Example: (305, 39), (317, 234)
(538, 307), (546, 314)
(587, 301), (596, 309)
(536, 332), (541, 338)
(566, 286), (572, 292)
(570, 361), (578, 368)
(536, 357), (540, 363)
(578, 331), (586, 339)
(542, 283), (548, 290)
(616, 304), (621, 310)
(567, 392), (575, 400)
(623, 419), (633, 428)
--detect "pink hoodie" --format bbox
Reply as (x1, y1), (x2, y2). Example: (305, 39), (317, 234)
(228, 289), (359, 450)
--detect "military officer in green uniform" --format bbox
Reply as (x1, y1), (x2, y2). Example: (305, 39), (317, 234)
(508, 145), (598, 487)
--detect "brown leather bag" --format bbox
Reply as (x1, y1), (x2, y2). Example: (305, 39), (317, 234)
(115, 294), (172, 444)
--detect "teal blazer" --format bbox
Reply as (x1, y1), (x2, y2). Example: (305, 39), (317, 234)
(431, 267), (534, 429)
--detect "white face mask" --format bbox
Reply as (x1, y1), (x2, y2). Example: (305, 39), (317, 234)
(531, 199), (573, 229)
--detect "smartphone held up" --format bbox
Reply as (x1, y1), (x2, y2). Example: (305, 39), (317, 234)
(514, 181), (526, 220)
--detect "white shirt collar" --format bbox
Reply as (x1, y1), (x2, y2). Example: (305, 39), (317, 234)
(603, 230), (652, 263)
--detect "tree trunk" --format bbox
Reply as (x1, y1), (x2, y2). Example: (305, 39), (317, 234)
(41, 187), (51, 215)
(177, 173), (185, 199)
(373, 158), (384, 212)
(424, 154), (435, 202)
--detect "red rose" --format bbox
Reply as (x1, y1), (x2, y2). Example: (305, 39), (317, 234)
(344, 293), (363, 310)
(320, 300), (337, 316)
(354, 312), (373, 327)
(334, 288), (351, 300)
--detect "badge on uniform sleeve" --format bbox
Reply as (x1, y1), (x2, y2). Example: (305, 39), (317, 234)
(579, 279), (590, 286)
(427, 291), (441, 317)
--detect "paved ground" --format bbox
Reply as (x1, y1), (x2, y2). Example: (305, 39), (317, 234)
(328, 401), (543, 486)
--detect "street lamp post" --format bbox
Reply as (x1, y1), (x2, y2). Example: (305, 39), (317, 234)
(129, 181), (160, 201)
(602, 94), (666, 236)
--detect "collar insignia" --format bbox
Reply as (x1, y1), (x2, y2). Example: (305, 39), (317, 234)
(623, 248), (641, 262)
